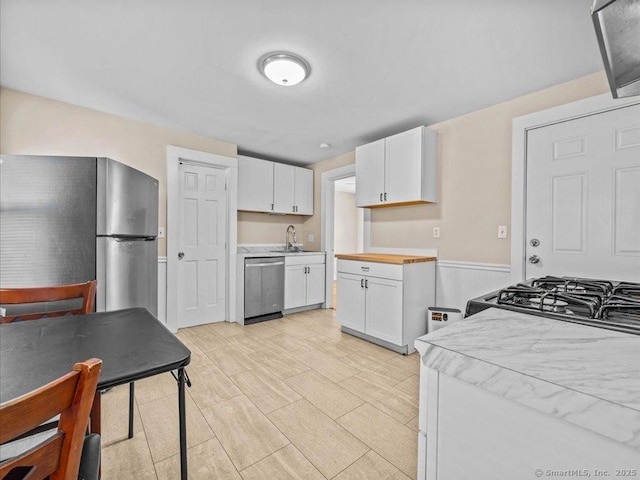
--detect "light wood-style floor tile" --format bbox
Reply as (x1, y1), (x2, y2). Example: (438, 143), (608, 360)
(135, 373), (179, 405)
(286, 370), (363, 419)
(341, 337), (398, 361)
(269, 399), (369, 479)
(201, 395), (289, 471)
(206, 346), (261, 376)
(208, 321), (247, 337)
(239, 444), (325, 480)
(342, 354), (412, 386)
(333, 450), (411, 480)
(338, 404), (418, 479)
(296, 349), (360, 383)
(100, 384), (143, 446)
(230, 366), (302, 414)
(394, 375), (419, 399)
(102, 431), (157, 480)
(225, 335), (270, 354)
(138, 391), (214, 463)
(304, 335), (360, 358)
(266, 334), (316, 353)
(241, 321), (281, 339)
(251, 347), (311, 380)
(187, 363), (242, 409)
(340, 374), (418, 423)
(155, 438), (241, 480)
(405, 415), (419, 432)
(387, 353), (421, 376)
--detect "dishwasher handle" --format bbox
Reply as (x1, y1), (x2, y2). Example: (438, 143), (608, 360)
(246, 261), (284, 268)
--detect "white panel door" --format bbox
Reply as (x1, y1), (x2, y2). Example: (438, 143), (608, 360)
(365, 277), (403, 345)
(337, 272), (366, 332)
(526, 104), (640, 281)
(355, 139), (385, 207)
(273, 163), (295, 213)
(178, 163), (227, 327)
(385, 126), (423, 204)
(284, 265), (306, 309)
(306, 264), (326, 305)
(294, 167), (314, 215)
(237, 155), (274, 212)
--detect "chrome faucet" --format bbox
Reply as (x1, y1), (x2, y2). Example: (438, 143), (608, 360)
(286, 225), (297, 252)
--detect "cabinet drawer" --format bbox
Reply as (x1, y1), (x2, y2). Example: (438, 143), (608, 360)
(285, 254), (325, 266)
(336, 259), (403, 281)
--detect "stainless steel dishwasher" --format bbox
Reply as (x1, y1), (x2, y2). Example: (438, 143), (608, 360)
(244, 256), (285, 324)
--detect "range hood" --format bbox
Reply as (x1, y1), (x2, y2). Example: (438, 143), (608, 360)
(591, 0), (640, 98)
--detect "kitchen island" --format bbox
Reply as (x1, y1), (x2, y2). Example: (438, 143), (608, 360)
(414, 308), (640, 480)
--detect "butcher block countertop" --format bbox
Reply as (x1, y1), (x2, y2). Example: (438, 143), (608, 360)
(335, 253), (437, 264)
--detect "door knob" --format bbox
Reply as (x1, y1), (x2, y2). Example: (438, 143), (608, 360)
(178, 252), (185, 259)
(528, 255), (540, 264)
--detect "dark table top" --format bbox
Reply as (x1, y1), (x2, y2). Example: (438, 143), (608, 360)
(0, 308), (191, 403)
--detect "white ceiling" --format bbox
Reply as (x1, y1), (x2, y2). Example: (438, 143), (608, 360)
(0, 0), (603, 165)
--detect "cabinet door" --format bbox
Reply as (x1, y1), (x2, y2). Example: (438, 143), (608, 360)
(306, 264), (325, 305)
(337, 272), (365, 332)
(294, 167), (314, 215)
(355, 139), (385, 207)
(385, 127), (423, 204)
(273, 163), (296, 213)
(365, 277), (403, 345)
(285, 265), (307, 309)
(238, 156), (275, 212)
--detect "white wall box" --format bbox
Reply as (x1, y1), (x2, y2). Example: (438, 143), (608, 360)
(238, 155), (313, 215)
(355, 126), (437, 208)
(336, 258), (435, 354)
(284, 254), (325, 310)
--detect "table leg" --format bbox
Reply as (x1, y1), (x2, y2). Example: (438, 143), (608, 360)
(128, 382), (135, 439)
(90, 391), (102, 435)
(178, 368), (188, 480)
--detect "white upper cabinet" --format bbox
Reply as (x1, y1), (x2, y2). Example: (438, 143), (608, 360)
(238, 155), (313, 215)
(355, 126), (437, 208)
(238, 155), (274, 212)
(294, 167), (314, 215)
(355, 139), (385, 207)
(273, 163), (296, 213)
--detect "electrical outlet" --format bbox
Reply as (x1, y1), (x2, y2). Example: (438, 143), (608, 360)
(498, 225), (508, 239)
(307, 234), (314, 243)
(433, 227), (440, 238)
(158, 227), (165, 238)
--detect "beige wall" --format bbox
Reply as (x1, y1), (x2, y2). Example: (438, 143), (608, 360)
(305, 72), (609, 264)
(0, 87), (305, 251)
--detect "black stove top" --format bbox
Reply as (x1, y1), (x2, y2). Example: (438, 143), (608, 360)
(466, 276), (640, 335)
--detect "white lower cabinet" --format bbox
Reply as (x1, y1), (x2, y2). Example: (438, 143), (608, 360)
(284, 254), (326, 310)
(337, 259), (434, 353)
(419, 368), (640, 479)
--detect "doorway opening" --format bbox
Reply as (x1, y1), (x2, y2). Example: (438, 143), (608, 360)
(332, 176), (364, 309)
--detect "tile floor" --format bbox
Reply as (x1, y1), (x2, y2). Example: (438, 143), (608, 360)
(101, 308), (421, 479)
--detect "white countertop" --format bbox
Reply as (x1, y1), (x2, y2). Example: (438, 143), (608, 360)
(237, 245), (326, 258)
(415, 307), (640, 448)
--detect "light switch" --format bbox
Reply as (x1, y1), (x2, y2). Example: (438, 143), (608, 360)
(158, 227), (165, 238)
(307, 234), (314, 243)
(433, 227), (440, 238)
(498, 225), (508, 239)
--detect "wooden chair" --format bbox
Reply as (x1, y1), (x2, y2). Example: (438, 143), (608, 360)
(0, 358), (102, 480)
(0, 281), (97, 324)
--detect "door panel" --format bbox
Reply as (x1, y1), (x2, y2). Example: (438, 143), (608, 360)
(294, 168), (314, 215)
(306, 264), (326, 305)
(355, 139), (385, 207)
(96, 237), (158, 316)
(385, 127), (422, 204)
(526, 103), (640, 281)
(97, 158), (158, 237)
(365, 277), (403, 345)
(273, 163), (295, 213)
(285, 265), (306, 309)
(178, 163), (227, 327)
(336, 272), (365, 333)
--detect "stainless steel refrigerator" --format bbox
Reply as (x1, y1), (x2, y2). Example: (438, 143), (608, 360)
(0, 155), (158, 315)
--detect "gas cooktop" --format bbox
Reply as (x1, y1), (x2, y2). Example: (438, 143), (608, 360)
(466, 276), (640, 335)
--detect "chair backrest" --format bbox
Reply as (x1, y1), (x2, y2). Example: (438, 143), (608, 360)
(0, 358), (102, 480)
(0, 281), (97, 324)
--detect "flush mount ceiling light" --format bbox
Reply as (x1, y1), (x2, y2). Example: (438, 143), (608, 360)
(259, 52), (310, 86)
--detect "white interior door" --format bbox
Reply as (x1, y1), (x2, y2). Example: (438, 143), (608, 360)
(178, 162), (227, 327)
(526, 104), (640, 281)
